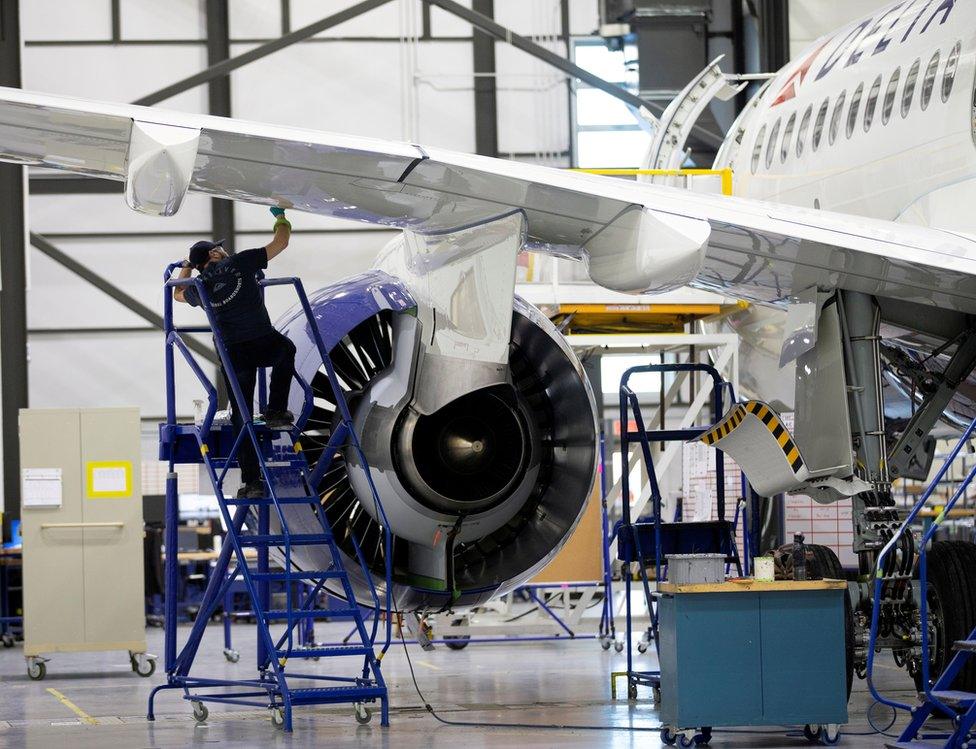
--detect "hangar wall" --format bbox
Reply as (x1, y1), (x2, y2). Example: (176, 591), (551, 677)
(21, 0), (598, 419)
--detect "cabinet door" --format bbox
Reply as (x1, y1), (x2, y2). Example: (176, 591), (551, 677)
(80, 408), (145, 647)
(760, 590), (848, 724)
(20, 409), (86, 653)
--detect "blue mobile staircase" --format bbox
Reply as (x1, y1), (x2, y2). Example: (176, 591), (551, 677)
(868, 416), (976, 749)
(613, 362), (747, 703)
(147, 264), (392, 732)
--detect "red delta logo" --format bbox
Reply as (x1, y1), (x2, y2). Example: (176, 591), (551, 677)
(771, 40), (829, 107)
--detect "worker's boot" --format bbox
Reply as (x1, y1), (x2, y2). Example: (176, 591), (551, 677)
(260, 409), (294, 429)
(236, 480), (266, 499)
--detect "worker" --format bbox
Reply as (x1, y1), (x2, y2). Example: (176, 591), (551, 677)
(173, 207), (295, 499)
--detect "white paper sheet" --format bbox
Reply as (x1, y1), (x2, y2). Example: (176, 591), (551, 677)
(22, 468), (63, 508)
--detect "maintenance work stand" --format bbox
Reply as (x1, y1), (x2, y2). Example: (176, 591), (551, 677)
(612, 362), (746, 706)
(147, 263), (392, 732)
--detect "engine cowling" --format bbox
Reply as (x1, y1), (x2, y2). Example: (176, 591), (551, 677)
(275, 270), (597, 612)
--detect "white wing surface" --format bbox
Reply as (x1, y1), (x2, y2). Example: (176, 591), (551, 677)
(1, 86), (975, 312)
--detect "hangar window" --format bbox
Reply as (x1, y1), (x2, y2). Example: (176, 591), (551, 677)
(921, 51), (939, 110)
(864, 75), (882, 131)
(571, 39), (650, 168)
(902, 58), (920, 118)
(751, 125), (766, 173)
(943, 41), (961, 102)
(882, 68), (900, 125)
(846, 83), (863, 138)
(766, 117), (780, 169)
(812, 99), (828, 151)
(781, 112), (795, 163)
(796, 106), (812, 157)
(829, 91), (846, 145)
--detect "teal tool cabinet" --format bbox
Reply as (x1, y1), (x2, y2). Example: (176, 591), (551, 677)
(657, 579), (848, 745)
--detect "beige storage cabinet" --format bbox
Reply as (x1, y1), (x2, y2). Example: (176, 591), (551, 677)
(19, 407), (153, 680)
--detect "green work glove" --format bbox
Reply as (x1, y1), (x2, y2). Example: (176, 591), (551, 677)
(270, 206), (291, 231)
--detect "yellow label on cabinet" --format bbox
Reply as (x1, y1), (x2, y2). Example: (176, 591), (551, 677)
(86, 461), (132, 499)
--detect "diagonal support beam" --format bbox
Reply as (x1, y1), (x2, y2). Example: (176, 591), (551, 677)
(29, 232), (218, 365)
(425, 0), (724, 148)
(132, 0), (395, 107)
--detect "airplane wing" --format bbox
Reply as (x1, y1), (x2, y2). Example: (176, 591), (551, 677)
(2, 86), (976, 313)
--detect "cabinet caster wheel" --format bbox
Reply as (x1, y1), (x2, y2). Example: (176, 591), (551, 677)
(803, 724), (822, 743)
(679, 735), (696, 748)
(192, 701), (208, 723)
(355, 703), (372, 724)
(652, 686), (662, 704)
(820, 724), (840, 745)
(223, 648), (240, 663)
(1, 634), (14, 648)
(132, 654), (155, 677)
(661, 727), (678, 746)
(27, 660), (46, 681)
(696, 727), (712, 746)
(270, 707), (285, 729)
(614, 641), (624, 653)
(638, 642), (648, 654)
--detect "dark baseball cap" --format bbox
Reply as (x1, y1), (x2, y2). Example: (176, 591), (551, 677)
(188, 239), (225, 268)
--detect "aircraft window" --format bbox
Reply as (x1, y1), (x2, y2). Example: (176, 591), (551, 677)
(751, 124), (765, 174)
(797, 105), (812, 157)
(863, 76), (882, 132)
(902, 58), (920, 118)
(781, 112), (796, 163)
(943, 41), (960, 102)
(882, 68), (900, 125)
(812, 98), (829, 150)
(921, 51), (939, 110)
(829, 91), (846, 145)
(766, 117), (780, 169)
(846, 82), (863, 138)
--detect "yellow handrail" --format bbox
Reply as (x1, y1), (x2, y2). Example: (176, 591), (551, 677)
(571, 167), (734, 197)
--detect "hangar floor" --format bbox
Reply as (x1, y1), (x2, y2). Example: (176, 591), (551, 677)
(0, 621), (922, 748)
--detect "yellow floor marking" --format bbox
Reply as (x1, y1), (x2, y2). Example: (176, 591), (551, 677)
(45, 688), (98, 725)
(416, 660), (442, 671)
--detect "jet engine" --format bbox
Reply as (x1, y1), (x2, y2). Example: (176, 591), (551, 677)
(272, 268), (598, 612)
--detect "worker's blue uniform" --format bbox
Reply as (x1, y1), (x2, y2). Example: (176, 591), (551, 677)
(185, 248), (296, 485)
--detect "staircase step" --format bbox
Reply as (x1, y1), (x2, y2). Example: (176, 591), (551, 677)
(264, 608), (362, 621)
(953, 640), (976, 653)
(225, 496), (318, 506)
(276, 645), (371, 659)
(932, 690), (976, 707)
(288, 685), (386, 706)
(240, 534), (331, 546)
(249, 569), (342, 582)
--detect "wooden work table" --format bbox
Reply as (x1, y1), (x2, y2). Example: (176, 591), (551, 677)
(659, 578), (847, 594)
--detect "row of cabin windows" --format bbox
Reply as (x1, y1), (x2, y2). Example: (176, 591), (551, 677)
(750, 41), (961, 174)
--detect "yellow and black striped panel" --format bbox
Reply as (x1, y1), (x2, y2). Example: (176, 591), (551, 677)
(700, 400), (804, 474)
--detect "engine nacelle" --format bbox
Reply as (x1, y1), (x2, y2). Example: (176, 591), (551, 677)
(275, 270), (597, 612)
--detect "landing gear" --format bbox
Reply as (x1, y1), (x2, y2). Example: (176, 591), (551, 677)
(916, 540), (976, 692)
